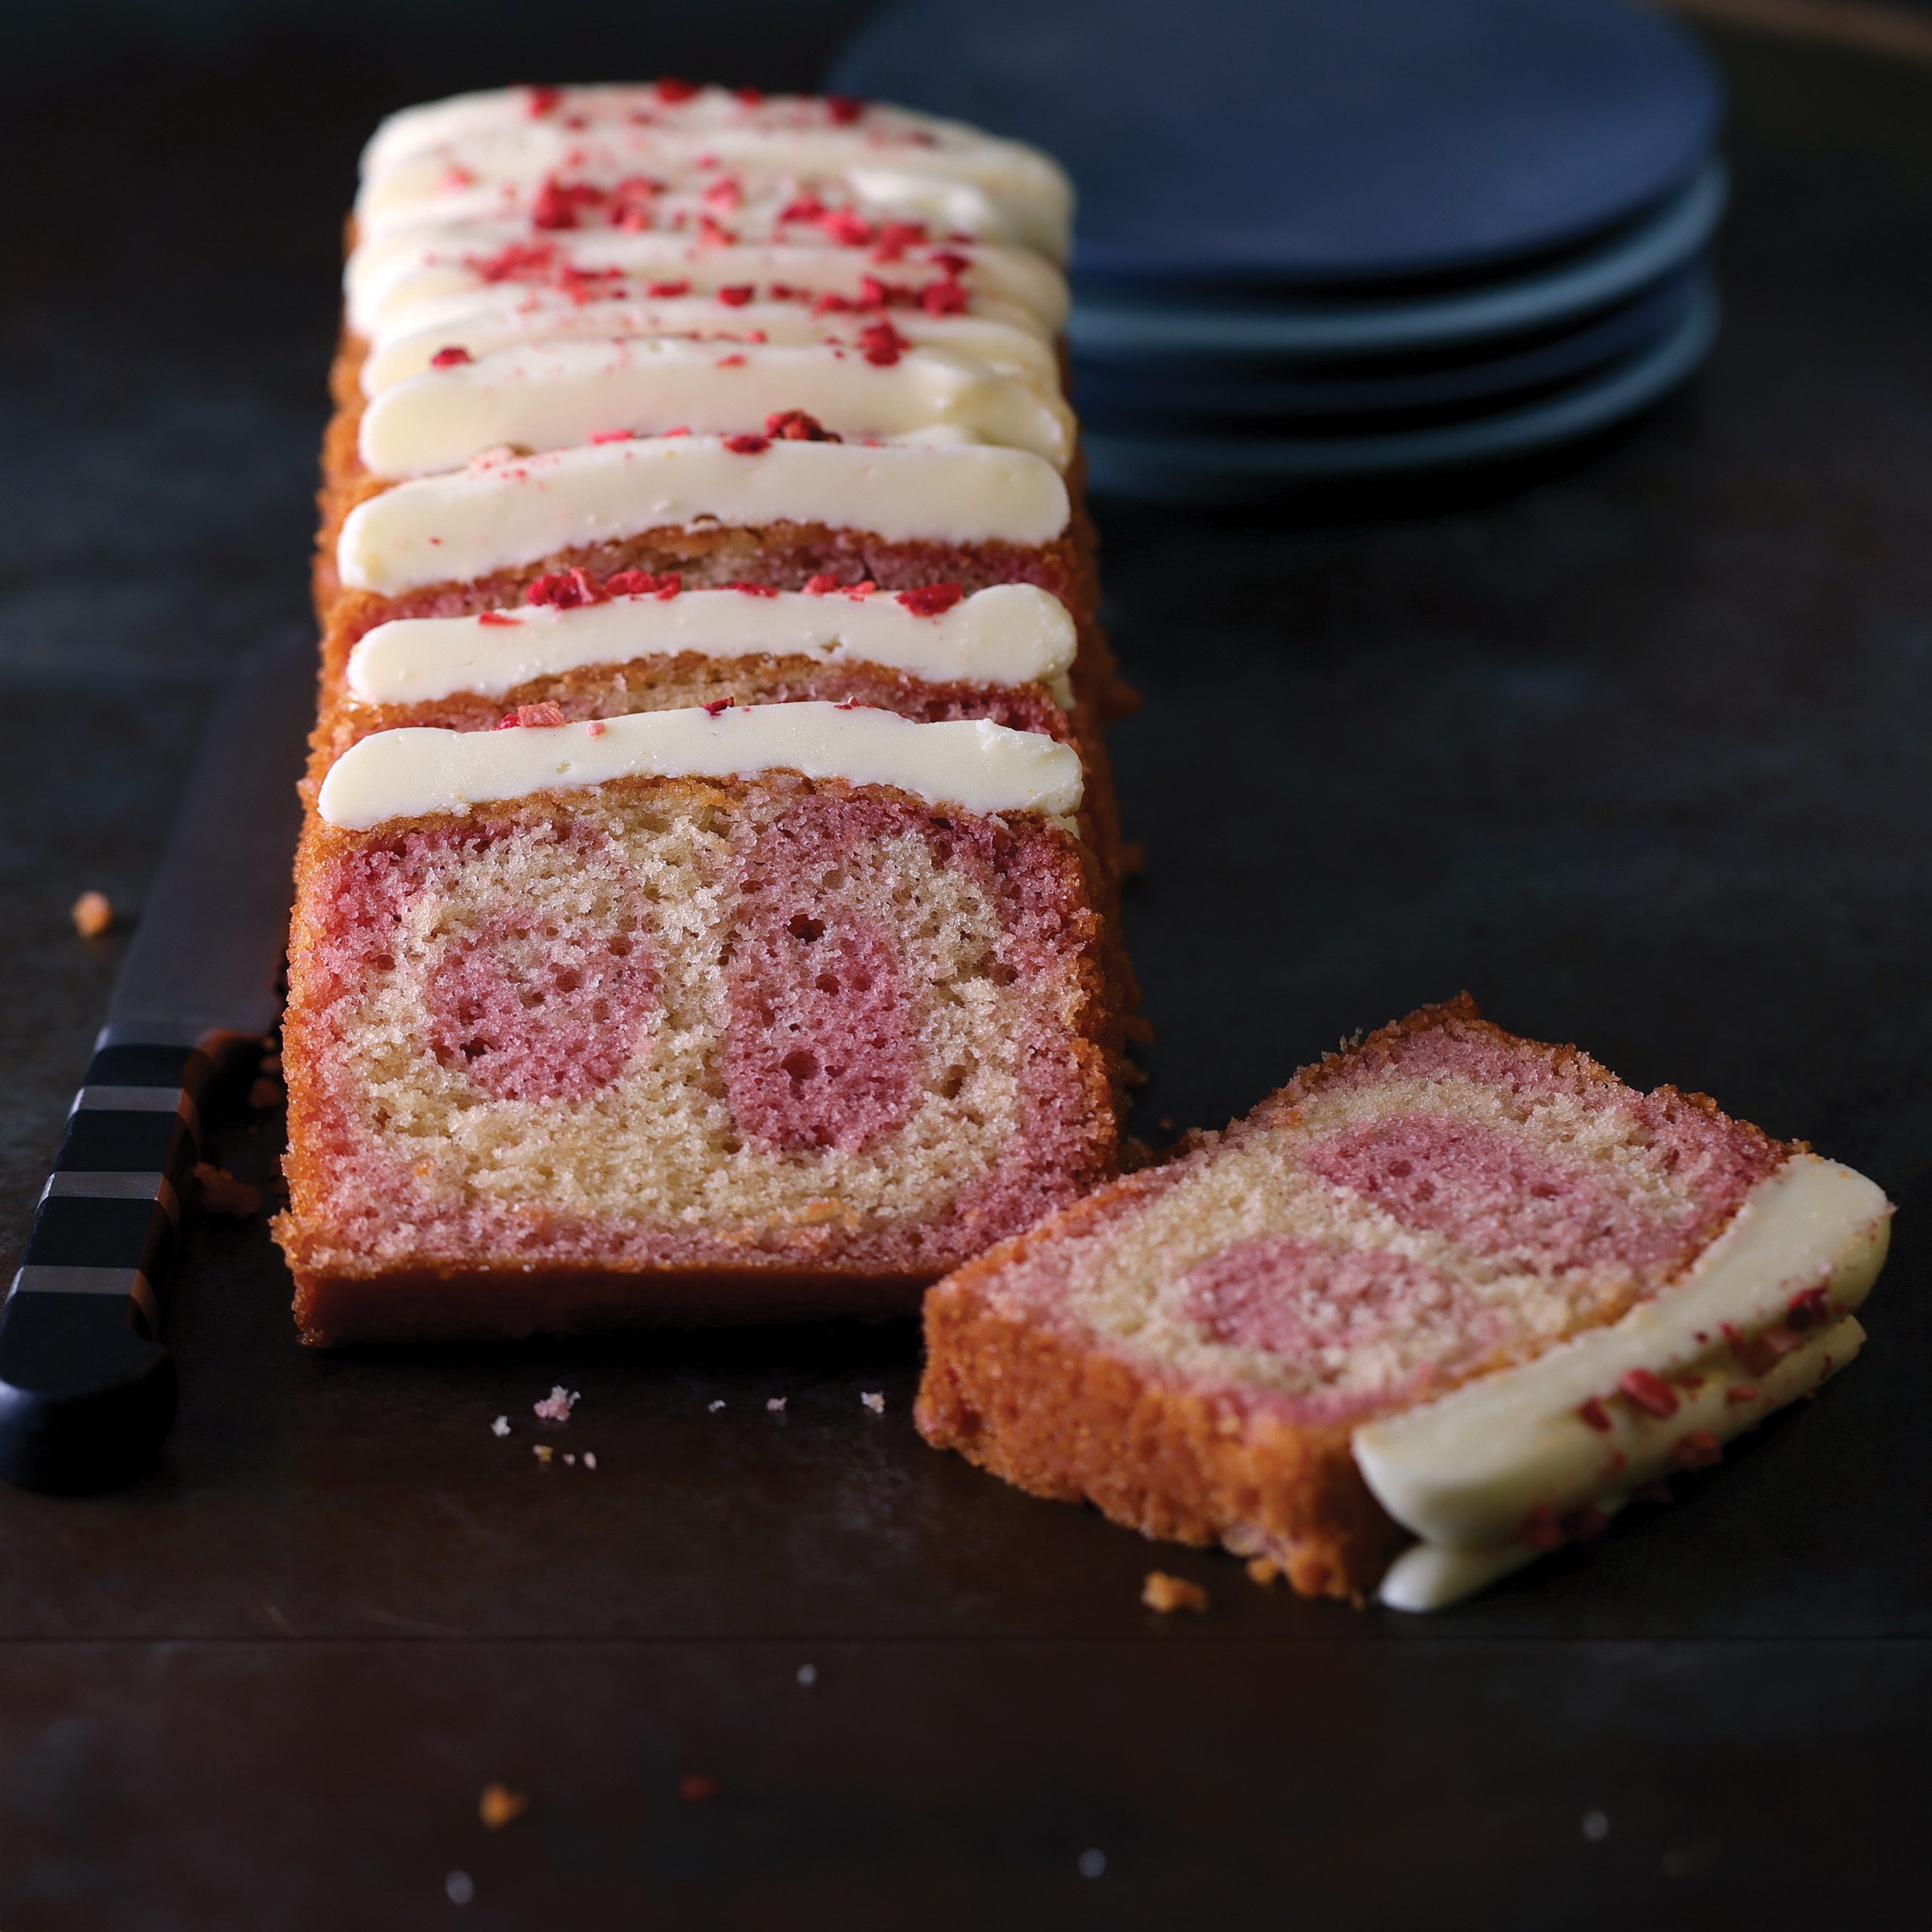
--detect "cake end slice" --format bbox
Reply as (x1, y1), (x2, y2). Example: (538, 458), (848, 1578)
(915, 995), (1891, 1607)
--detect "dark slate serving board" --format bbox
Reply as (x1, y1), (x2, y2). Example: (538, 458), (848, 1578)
(0, 11), (1927, 1929)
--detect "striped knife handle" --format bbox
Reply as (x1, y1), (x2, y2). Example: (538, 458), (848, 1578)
(0, 1039), (230, 1491)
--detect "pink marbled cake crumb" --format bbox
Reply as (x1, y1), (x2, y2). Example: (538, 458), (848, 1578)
(1304, 1114), (1694, 1276)
(294, 790), (1109, 1278)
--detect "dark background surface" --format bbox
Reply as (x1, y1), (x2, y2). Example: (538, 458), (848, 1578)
(2, 4), (1930, 1927)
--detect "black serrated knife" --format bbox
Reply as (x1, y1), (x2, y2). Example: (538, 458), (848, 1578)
(0, 632), (312, 1491)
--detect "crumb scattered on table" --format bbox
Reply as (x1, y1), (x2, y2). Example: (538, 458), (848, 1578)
(533, 1385), (578, 1423)
(678, 1774), (720, 1804)
(491, 1416), (510, 1438)
(766, 1396), (787, 1413)
(583, 1452), (597, 1470)
(1142, 1571), (1209, 1614)
(192, 1161), (262, 1217)
(70, 890), (114, 938)
(708, 1398), (725, 1412)
(532, 1444), (554, 1466)
(797, 1663), (817, 1687)
(861, 1391), (884, 1414)
(445, 1869), (474, 1906)
(478, 1783), (527, 1830)
(1246, 1558), (1281, 1587)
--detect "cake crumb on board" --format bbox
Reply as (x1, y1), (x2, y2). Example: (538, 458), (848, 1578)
(478, 1783), (527, 1830)
(71, 890), (114, 938)
(192, 1162), (262, 1217)
(1142, 1571), (1210, 1614)
(1246, 1558), (1281, 1587)
(533, 1386), (578, 1422)
(861, 1391), (885, 1413)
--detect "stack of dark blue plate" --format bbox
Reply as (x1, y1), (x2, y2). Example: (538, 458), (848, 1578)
(832, 0), (1724, 500)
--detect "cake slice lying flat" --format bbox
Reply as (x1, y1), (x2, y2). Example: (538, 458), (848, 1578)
(915, 997), (1890, 1609)
(276, 703), (1127, 1344)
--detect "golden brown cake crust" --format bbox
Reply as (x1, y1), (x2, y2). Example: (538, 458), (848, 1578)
(915, 1187), (1408, 1601)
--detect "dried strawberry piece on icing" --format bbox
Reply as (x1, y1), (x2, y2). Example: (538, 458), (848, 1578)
(715, 285), (755, 307)
(526, 568), (608, 609)
(897, 583), (964, 618)
(1577, 1396), (1613, 1433)
(703, 177), (744, 213)
(497, 702), (569, 730)
(780, 192), (827, 226)
(476, 611), (521, 628)
(723, 433), (770, 454)
(819, 208), (875, 248)
(429, 345), (474, 369)
(526, 85), (563, 118)
(918, 278), (969, 316)
(1671, 1430), (1723, 1469)
(469, 240), (559, 283)
(697, 214), (737, 248)
(529, 174), (602, 230)
(825, 95), (864, 125)
(730, 581), (780, 597)
(872, 221), (927, 262)
(1617, 1367), (1680, 1420)
(765, 409), (840, 442)
(857, 319), (907, 367)
(1785, 1284), (1833, 1331)
(656, 77), (700, 103)
(804, 574), (842, 595)
(647, 279), (691, 299)
(734, 86), (765, 105)
(703, 698), (733, 716)
(589, 428), (635, 444)
(715, 352), (747, 368)
(1726, 1321), (1805, 1377)
(608, 176), (663, 229)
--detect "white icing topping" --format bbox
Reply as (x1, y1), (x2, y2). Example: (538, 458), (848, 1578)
(346, 230), (1069, 340)
(358, 88), (1072, 240)
(346, 583), (1078, 706)
(361, 298), (1059, 395)
(315, 701), (1084, 829)
(336, 433), (1071, 595)
(356, 338), (1074, 478)
(358, 164), (1064, 261)
(1353, 1152), (1890, 1591)
(1377, 1317), (1864, 1611)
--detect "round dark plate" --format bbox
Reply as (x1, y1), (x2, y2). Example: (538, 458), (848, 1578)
(1080, 278), (1718, 498)
(1064, 161), (1725, 362)
(1072, 263), (1703, 426)
(830, 0), (1722, 288)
